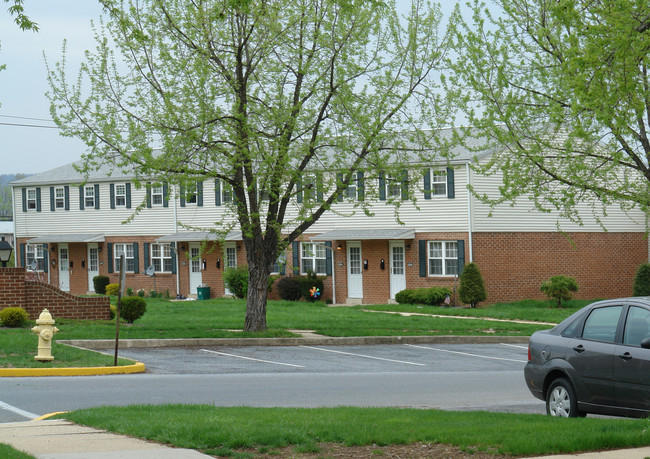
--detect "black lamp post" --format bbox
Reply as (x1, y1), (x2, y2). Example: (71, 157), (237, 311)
(0, 236), (13, 268)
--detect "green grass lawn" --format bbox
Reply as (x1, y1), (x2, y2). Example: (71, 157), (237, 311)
(55, 404), (650, 458)
(2, 297), (571, 368)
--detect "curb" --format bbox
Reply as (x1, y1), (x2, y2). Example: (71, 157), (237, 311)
(0, 361), (145, 377)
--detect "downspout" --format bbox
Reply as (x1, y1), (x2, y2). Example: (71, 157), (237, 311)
(466, 163), (474, 263)
(173, 184), (180, 297)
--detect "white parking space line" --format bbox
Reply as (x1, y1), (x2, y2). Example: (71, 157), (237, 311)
(201, 349), (305, 368)
(500, 343), (528, 350)
(301, 346), (426, 366)
(0, 400), (40, 419)
(405, 344), (528, 364)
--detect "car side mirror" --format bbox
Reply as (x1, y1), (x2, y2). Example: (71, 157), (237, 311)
(641, 337), (650, 349)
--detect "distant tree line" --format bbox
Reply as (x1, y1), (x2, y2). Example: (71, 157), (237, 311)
(0, 174), (27, 219)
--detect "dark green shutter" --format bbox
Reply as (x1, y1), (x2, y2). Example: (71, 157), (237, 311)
(197, 181), (204, 206)
(110, 184), (115, 209)
(64, 186), (70, 210)
(336, 173), (343, 202)
(144, 243), (150, 268)
(36, 188), (41, 212)
(457, 240), (465, 275)
(400, 170), (408, 200)
(20, 243), (26, 267)
(379, 172), (386, 201)
(180, 185), (186, 207)
(50, 187), (55, 211)
(171, 242), (177, 274)
(79, 186), (85, 210)
(94, 184), (100, 209)
(146, 183), (152, 208)
(317, 175), (323, 202)
(126, 183), (132, 208)
(418, 240), (427, 277)
(296, 178), (303, 204)
(133, 243), (139, 273)
(423, 169), (431, 200)
(107, 243), (113, 273)
(292, 241), (300, 274)
(42, 244), (49, 273)
(447, 167), (455, 199)
(163, 182), (169, 207)
(325, 241), (332, 276)
(22, 188), (26, 212)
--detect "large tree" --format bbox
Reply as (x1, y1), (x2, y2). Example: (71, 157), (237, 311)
(449, 0), (650, 224)
(47, 0), (455, 331)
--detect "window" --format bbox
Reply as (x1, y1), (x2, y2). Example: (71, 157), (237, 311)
(424, 167), (454, 199)
(337, 171), (364, 201)
(182, 182), (202, 206)
(27, 189), (37, 210)
(301, 242), (327, 275)
(623, 306), (650, 346)
(54, 187), (65, 209)
(428, 241), (459, 276)
(582, 306), (623, 343)
(26, 244), (46, 270)
(151, 185), (164, 206)
(379, 171), (407, 201)
(430, 170), (447, 196)
(151, 243), (173, 272)
(302, 174), (317, 202)
(85, 186), (95, 208)
(114, 243), (135, 272)
(114, 184), (127, 207)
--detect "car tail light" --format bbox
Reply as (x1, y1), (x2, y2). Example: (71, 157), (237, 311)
(528, 344), (531, 362)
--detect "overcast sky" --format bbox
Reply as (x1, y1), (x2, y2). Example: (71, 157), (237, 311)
(0, 0), (458, 175)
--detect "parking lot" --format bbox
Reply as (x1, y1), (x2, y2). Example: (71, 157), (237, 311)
(117, 343), (530, 375)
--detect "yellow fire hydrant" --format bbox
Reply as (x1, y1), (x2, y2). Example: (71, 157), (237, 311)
(31, 309), (59, 361)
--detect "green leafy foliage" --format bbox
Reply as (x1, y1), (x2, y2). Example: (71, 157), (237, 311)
(459, 262), (487, 308)
(395, 287), (453, 306)
(93, 275), (110, 294)
(540, 275), (578, 308)
(105, 283), (119, 296)
(300, 272), (325, 302)
(276, 277), (303, 301)
(224, 265), (249, 299)
(119, 296), (147, 323)
(0, 307), (29, 327)
(633, 263), (650, 296)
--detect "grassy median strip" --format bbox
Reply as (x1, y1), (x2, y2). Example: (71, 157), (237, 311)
(0, 443), (34, 458)
(55, 404), (650, 457)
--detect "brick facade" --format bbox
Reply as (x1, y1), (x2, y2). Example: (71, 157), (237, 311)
(0, 267), (111, 320)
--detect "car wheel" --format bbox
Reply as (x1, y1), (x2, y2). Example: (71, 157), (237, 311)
(546, 378), (579, 417)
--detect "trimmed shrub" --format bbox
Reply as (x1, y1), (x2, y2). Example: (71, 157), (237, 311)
(119, 296), (147, 323)
(300, 272), (325, 302)
(93, 275), (110, 294)
(634, 263), (650, 296)
(0, 307), (30, 328)
(224, 265), (249, 299)
(276, 276), (302, 301)
(105, 283), (120, 296)
(395, 287), (453, 306)
(459, 262), (487, 308)
(540, 275), (578, 308)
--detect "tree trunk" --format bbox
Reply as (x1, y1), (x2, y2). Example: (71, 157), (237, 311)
(244, 266), (269, 332)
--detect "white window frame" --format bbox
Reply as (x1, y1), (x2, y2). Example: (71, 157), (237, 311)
(26, 244), (45, 271)
(114, 183), (127, 207)
(151, 185), (164, 206)
(186, 183), (199, 205)
(301, 242), (327, 275)
(54, 187), (65, 209)
(26, 188), (37, 210)
(428, 241), (459, 276)
(114, 243), (135, 272)
(84, 186), (95, 208)
(151, 243), (172, 272)
(430, 169), (447, 196)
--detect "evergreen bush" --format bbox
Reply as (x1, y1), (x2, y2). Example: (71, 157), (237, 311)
(224, 265), (249, 298)
(93, 275), (110, 294)
(459, 262), (487, 308)
(105, 283), (120, 296)
(0, 307), (30, 328)
(540, 275), (578, 308)
(119, 296), (147, 323)
(633, 263), (650, 296)
(395, 287), (452, 305)
(276, 276), (302, 301)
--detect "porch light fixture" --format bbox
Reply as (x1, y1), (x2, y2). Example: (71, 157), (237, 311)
(336, 244), (342, 250)
(0, 237), (13, 268)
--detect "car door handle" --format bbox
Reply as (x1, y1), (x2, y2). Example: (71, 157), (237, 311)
(618, 352), (633, 361)
(573, 345), (585, 353)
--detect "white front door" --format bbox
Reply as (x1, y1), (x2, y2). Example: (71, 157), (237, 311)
(389, 241), (406, 299)
(87, 243), (99, 292)
(189, 242), (202, 296)
(224, 243), (237, 295)
(347, 241), (363, 299)
(58, 244), (70, 292)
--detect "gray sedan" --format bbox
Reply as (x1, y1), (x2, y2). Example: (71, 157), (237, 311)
(525, 297), (650, 418)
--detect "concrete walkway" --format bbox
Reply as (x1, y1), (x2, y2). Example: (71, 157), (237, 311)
(0, 419), (211, 458)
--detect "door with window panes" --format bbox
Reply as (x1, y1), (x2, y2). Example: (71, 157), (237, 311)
(389, 241), (406, 299)
(189, 242), (202, 296)
(87, 243), (99, 292)
(347, 242), (363, 298)
(59, 244), (70, 292)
